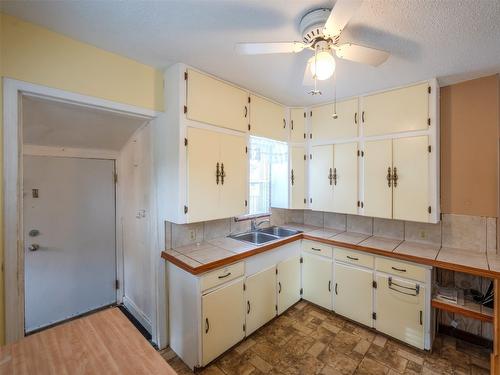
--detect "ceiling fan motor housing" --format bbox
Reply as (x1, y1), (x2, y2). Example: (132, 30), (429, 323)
(299, 8), (332, 44)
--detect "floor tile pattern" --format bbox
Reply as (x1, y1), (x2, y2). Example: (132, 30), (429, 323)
(160, 301), (491, 375)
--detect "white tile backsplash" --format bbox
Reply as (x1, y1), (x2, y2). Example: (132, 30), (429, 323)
(442, 214), (487, 252)
(373, 218), (404, 240)
(404, 220), (442, 246)
(204, 218), (231, 241)
(304, 210), (324, 227)
(346, 215), (373, 235)
(324, 212), (346, 231)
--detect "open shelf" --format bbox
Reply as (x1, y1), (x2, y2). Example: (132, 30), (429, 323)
(432, 298), (493, 323)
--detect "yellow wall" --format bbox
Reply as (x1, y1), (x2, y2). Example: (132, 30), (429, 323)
(0, 12), (164, 345)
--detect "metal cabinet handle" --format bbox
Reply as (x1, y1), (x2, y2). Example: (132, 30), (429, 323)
(216, 162), (221, 185)
(328, 168), (333, 185)
(328, 281), (331, 292)
(333, 168), (338, 185)
(354, 112), (358, 124)
(311, 247), (321, 251)
(392, 167), (398, 187)
(346, 255), (359, 261)
(291, 169), (295, 186)
(419, 310), (423, 325)
(283, 119), (286, 128)
(387, 167), (392, 188)
(388, 277), (419, 296)
(278, 282), (282, 294)
(391, 266), (406, 272)
(244, 106), (248, 118)
(205, 318), (210, 333)
(362, 111), (365, 123)
(220, 163), (226, 185)
(291, 120), (294, 130)
(218, 272), (231, 279)
(335, 283), (338, 295)
(247, 301), (251, 314)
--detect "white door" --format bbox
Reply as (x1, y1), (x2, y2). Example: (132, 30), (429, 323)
(24, 156), (116, 332)
(363, 139), (393, 219)
(310, 145), (334, 211)
(290, 146), (306, 209)
(334, 262), (373, 327)
(290, 108), (306, 143)
(393, 136), (430, 222)
(202, 279), (245, 365)
(375, 274), (425, 349)
(245, 267), (277, 335)
(333, 142), (358, 214)
(277, 256), (301, 315)
(250, 94), (286, 141)
(302, 254), (333, 310)
(310, 99), (358, 141)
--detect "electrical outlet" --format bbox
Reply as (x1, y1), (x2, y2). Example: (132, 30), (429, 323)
(189, 229), (196, 241)
(419, 231), (427, 239)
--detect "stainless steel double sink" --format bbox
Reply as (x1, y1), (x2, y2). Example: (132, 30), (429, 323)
(229, 226), (302, 245)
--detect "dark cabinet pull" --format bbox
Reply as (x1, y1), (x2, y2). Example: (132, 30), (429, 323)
(347, 255), (359, 261)
(387, 167), (392, 188)
(220, 163), (226, 185)
(333, 168), (337, 185)
(218, 272), (231, 279)
(419, 310), (423, 325)
(283, 119), (286, 128)
(244, 106), (248, 118)
(391, 266), (406, 272)
(216, 162), (221, 185)
(354, 112), (358, 124)
(247, 301), (251, 314)
(311, 247), (321, 251)
(291, 120), (294, 130)
(328, 168), (333, 185)
(328, 281), (331, 292)
(335, 283), (338, 295)
(392, 167), (398, 187)
(362, 111), (365, 123)
(291, 169), (295, 186)
(205, 318), (210, 333)
(278, 282), (282, 294)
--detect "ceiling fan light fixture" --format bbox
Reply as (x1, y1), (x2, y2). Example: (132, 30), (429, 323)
(309, 51), (336, 81)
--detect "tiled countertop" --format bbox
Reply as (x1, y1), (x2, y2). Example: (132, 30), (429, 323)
(162, 223), (500, 278)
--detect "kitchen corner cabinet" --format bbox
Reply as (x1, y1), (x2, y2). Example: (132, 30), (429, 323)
(290, 146), (306, 209)
(250, 94), (286, 141)
(362, 83), (429, 136)
(277, 256), (301, 315)
(186, 69), (249, 132)
(290, 108), (306, 143)
(310, 98), (358, 142)
(187, 127), (247, 223)
(302, 253), (333, 310)
(363, 136), (430, 222)
(245, 267), (277, 335)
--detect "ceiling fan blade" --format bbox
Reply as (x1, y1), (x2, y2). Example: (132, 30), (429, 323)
(323, 0), (363, 38)
(235, 42), (306, 55)
(335, 43), (390, 66)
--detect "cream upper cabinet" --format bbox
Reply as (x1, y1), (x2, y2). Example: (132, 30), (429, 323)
(219, 132), (248, 218)
(245, 267), (277, 335)
(362, 83), (429, 136)
(363, 139), (393, 219)
(277, 256), (301, 315)
(310, 98), (358, 142)
(290, 108), (306, 143)
(393, 136), (429, 222)
(187, 127), (247, 223)
(290, 146), (306, 209)
(334, 262), (373, 327)
(302, 253), (333, 310)
(202, 279), (245, 365)
(250, 94), (286, 141)
(186, 69), (248, 132)
(310, 145), (334, 211)
(333, 142), (358, 214)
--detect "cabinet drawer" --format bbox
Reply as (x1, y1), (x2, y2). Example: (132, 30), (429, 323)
(200, 262), (245, 292)
(334, 248), (374, 269)
(375, 257), (426, 282)
(302, 241), (333, 258)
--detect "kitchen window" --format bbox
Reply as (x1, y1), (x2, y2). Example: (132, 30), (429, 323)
(248, 136), (288, 214)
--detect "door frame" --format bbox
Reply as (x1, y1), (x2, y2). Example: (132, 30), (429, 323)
(2, 78), (160, 344)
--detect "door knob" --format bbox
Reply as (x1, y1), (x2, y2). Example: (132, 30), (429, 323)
(28, 244), (40, 251)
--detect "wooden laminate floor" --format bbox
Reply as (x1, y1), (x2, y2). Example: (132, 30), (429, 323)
(161, 301), (491, 375)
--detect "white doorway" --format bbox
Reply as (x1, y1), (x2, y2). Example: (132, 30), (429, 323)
(23, 156), (117, 332)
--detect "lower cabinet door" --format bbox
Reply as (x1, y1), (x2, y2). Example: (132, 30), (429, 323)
(375, 274), (425, 349)
(245, 267), (277, 335)
(202, 279), (245, 365)
(277, 256), (301, 315)
(302, 253), (333, 310)
(334, 262), (373, 327)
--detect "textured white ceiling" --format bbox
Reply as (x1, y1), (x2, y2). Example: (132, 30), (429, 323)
(3, 0), (500, 106)
(22, 96), (146, 150)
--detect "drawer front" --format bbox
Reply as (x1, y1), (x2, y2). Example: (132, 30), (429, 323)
(302, 240), (333, 258)
(376, 257), (426, 282)
(334, 247), (374, 269)
(200, 262), (245, 292)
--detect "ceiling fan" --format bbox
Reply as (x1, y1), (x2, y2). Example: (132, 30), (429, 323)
(235, 0), (390, 95)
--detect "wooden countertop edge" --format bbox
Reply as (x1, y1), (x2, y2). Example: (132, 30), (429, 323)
(161, 233), (500, 279)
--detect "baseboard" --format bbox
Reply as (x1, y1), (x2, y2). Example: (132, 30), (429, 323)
(123, 296), (152, 334)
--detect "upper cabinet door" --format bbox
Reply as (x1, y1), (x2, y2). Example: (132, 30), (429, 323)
(219, 133), (248, 219)
(362, 83), (429, 136)
(290, 108), (306, 143)
(393, 136), (429, 222)
(333, 142), (358, 215)
(363, 139), (392, 219)
(186, 69), (248, 132)
(250, 94), (286, 141)
(310, 98), (358, 142)
(186, 127), (221, 223)
(290, 146), (306, 209)
(310, 145), (334, 212)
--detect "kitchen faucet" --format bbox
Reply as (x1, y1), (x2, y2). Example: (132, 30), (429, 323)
(251, 217), (270, 231)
